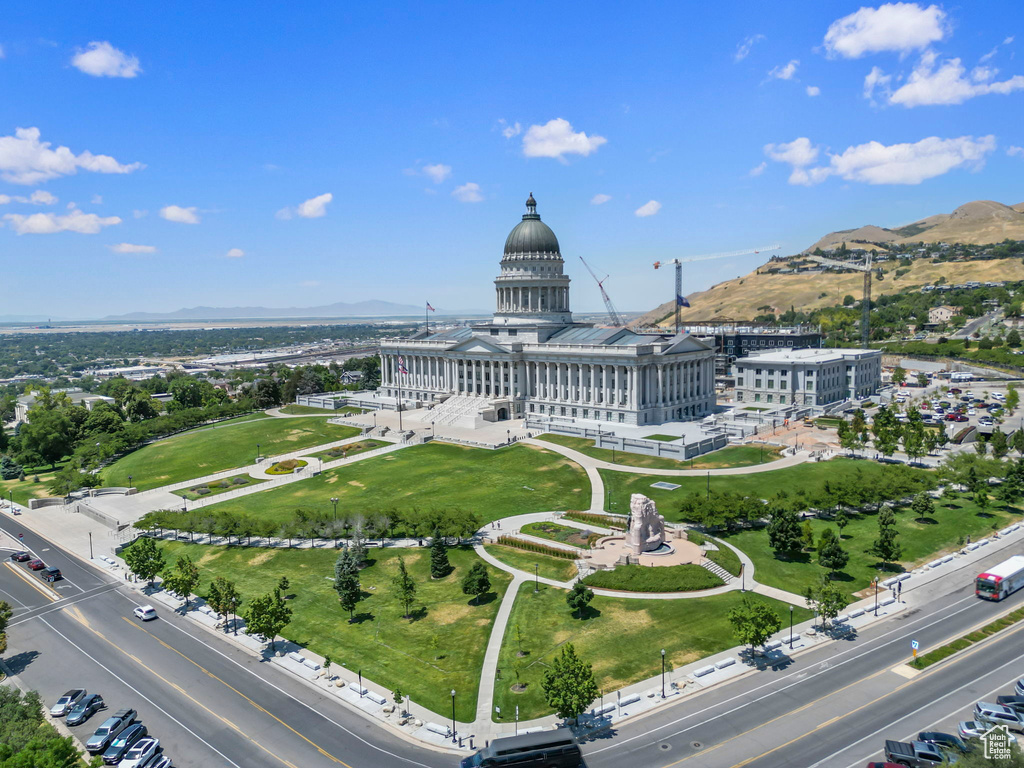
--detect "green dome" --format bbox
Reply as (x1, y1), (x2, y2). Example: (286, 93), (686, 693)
(503, 194), (561, 256)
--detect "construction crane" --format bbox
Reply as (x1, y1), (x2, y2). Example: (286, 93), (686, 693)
(653, 244), (781, 335)
(807, 253), (882, 347)
(579, 256), (624, 326)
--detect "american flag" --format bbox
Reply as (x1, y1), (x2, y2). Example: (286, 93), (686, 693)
(426, 302), (435, 312)
(398, 356), (408, 375)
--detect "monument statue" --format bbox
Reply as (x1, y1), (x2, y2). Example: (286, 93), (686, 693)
(626, 493), (666, 555)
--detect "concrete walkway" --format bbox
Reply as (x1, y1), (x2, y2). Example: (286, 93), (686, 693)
(474, 574), (525, 723)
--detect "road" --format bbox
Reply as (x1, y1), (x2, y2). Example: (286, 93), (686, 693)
(4, 509), (1024, 768)
(0, 514), (453, 768)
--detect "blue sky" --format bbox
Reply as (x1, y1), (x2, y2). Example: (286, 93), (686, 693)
(1, 2), (1022, 318)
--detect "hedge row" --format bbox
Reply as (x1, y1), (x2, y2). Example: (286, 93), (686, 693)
(495, 535), (579, 560)
(911, 605), (1024, 669)
(562, 511), (622, 530)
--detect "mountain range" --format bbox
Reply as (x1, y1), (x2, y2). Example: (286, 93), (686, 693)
(100, 300), (481, 322)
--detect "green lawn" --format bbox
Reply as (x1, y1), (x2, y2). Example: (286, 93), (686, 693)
(201, 442), (590, 525)
(156, 541), (511, 721)
(102, 417), (360, 491)
(600, 458), (934, 520)
(520, 522), (598, 548)
(582, 564), (723, 592)
(536, 434), (782, 471)
(483, 544), (579, 582)
(1, 468), (61, 506)
(173, 473), (268, 501)
(492, 582), (812, 720)
(309, 440), (388, 462)
(722, 497), (1024, 598)
(279, 405), (368, 416)
(643, 434), (680, 442)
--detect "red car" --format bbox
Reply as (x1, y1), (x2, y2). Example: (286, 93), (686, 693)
(27, 559), (45, 570)
(10, 551), (31, 562)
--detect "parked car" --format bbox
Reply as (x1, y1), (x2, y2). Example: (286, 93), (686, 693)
(968, 408), (976, 416)
(103, 722), (148, 765)
(40, 566), (62, 582)
(10, 551), (31, 562)
(50, 689), (86, 717)
(950, 388), (962, 394)
(133, 605), (157, 622)
(27, 559), (45, 570)
(979, 417), (994, 427)
(959, 720), (1019, 745)
(147, 756), (173, 768)
(1016, 678), (1024, 696)
(119, 737), (160, 768)
(85, 708), (137, 753)
(917, 731), (972, 754)
(996, 696), (1024, 716)
(66, 693), (105, 726)
(974, 701), (1024, 730)
(883, 739), (954, 767)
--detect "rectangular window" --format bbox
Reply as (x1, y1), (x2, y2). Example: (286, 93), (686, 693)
(571, 408), (578, 417)
(529, 404), (535, 413)
(767, 381), (774, 389)
(582, 409), (589, 418)
(754, 394), (761, 402)
(767, 394), (773, 403)
(561, 407), (566, 416)
(755, 379), (762, 388)
(780, 395), (786, 404)
(618, 413), (625, 422)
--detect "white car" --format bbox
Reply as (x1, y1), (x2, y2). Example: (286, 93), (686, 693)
(119, 737), (160, 768)
(968, 408), (976, 416)
(133, 605), (157, 622)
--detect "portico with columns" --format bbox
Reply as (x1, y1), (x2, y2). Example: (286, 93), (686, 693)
(378, 195), (715, 427)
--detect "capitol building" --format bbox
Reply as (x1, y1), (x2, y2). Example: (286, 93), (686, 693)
(378, 195), (715, 427)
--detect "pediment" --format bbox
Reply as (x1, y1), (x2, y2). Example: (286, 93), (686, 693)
(447, 337), (511, 354)
(660, 334), (712, 355)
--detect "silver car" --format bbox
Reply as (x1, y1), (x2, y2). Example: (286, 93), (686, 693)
(974, 702), (1024, 731)
(958, 720), (1019, 745)
(50, 689), (86, 717)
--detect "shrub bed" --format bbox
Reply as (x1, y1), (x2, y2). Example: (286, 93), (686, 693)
(582, 563), (723, 592)
(562, 511), (622, 530)
(521, 521), (599, 548)
(266, 459), (308, 475)
(496, 535), (578, 560)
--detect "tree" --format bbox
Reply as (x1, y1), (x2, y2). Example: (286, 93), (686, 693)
(991, 429), (1010, 460)
(916, 373), (928, 388)
(817, 528), (849, 577)
(805, 577), (851, 630)
(901, 422), (926, 464)
(891, 367), (906, 385)
(334, 547), (362, 621)
(278, 575), (291, 597)
(17, 408), (74, 468)
(1007, 383), (1020, 413)
(727, 595), (782, 653)
(843, 294), (855, 306)
(0, 600), (11, 655)
(565, 580), (594, 619)
(249, 378), (283, 409)
(430, 533), (452, 579)
(242, 588), (292, 653)
(392, 556), (417, 619)
(392, 686), (406, 714)
(766, 507), (802, 558)
(461, 562), (491, 605)
(976, 438), (989, 456)
(838, 421), (864, 456)
(168, 377), (203, 410)
(834, 507), (850, 537)
(540, 643), (600, 726)
(206, 576), (241, 633)
(122, 536), (165, 587)
(910, 492), (934, 521)
(869, 508), (902, 564)
(800, 520), (815, 552)
(162, 554), (200, 609)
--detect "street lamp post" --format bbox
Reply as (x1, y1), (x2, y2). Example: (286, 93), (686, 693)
(789, 605), (794, 649)
(660, 648), (666, 698)
(506, 428), (510, 445)
(128, 475), (133, 489)
(873, 577), (879, 617)
(431, 420), (435, 439)
(330, 497), (339, 522)
(450, 689), (457, 743)
(706, 471), (711, 500)
(256, 443), (261, 462)
(534, 563), (539, 593)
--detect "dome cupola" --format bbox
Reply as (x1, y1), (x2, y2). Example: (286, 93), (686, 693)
(503, 193), (561, 258)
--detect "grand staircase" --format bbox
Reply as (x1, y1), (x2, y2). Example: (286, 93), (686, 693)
(417, 395), (489, 427)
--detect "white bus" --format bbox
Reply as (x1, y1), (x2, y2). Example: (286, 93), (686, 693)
(976, 555), (1024, 601)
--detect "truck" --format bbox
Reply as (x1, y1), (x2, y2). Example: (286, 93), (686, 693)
(883, 739), (954, 766)
(976, 555), (1024, 601)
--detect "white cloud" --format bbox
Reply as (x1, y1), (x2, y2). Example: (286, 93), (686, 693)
(109, 243), (156, 254)
(3, 207), (121, 234)
(91, 194), (103, 205)
(806, 85), (821, 96)
(735, 34), (765, 62)
(0, 126), (143, 185)
(500, 120), (522, 139)
(422, 163), (452, 183)
(71, 41), (141, 78)
(0, 190), (58, 206)
(452, 182), (483, 203)
(887, 54), (1024, 106)
(765, 134), (996, 186)
(132, 209), (148, 219)
(863, 66), (893, 103)
(824, 3), (947, 59)
(590, 194), (612, 205)
(522, 118), (607, 160)
(160, 205), (200, 224)
(981, 36), (1015, 63)
(749, 161), (767, 177)
(296, 193), (332, 218)
(634, 200), (662, 218)
(225, 248), (245, 258)
(1007, 146), (1024, 157)
(768, 60), (799, 80)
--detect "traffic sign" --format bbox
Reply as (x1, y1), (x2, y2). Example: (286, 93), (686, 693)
(911, 640), (919, 650)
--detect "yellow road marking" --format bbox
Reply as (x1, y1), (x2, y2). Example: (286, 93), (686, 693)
(658, 618), (1024, 768)
(3, 561), (58, 602)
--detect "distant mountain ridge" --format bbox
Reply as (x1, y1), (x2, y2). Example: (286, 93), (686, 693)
(101, 300), (478, 322)
(803, 199), (1024, 253)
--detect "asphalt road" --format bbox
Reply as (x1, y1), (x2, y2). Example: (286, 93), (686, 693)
(4, 509), (1024, 768)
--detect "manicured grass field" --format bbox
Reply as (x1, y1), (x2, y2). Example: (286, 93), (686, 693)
(536, 434), (782, 471)
(492, 583), (812, 720)
(722, 497), (1024, 598)
(102, 417), (360, 491)
(202, 442), (589, 525)
(1, 468), (61, 506)
(279, 405), (368, 415)
(309, 440), (387, 462)
(600, 458), (934, 520)
(643, 434), (679, 442)
(156, 541), (511, 721)
(483, 544), (580, 582)
(582, 564), (723, 592)
(173, 473), (268, 501)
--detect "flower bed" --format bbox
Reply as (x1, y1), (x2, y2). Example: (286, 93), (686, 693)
(266, 459), (309, 475)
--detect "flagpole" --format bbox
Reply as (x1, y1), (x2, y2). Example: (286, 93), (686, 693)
(396, 349), (404, 432)
(425, 302), (428, 333)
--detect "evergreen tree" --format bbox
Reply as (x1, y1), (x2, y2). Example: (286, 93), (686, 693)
(392, 556), (417, 619)
(766, 507), (802, 558)
(869, 508), (902, 564)
(566, 580), (594, 619)
(461, 562), (491, 605)
(540, 643), (600, 726)
(800, 520), (815, 552)
(817, 528), (849, 577)
(334, 547), (362, 622)
(991, 429), (1009, 459)
(727, 595), (782, 653)
(429, 532), (452, 579)
(834, 508), (850, 538)
(122, 536), (165, 587)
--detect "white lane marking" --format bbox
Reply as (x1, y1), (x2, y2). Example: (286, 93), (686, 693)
(115, 591), (435, 767)
(37, 616), (244, 768)
(591, 591), (984, 755)
(8, 583), (122, 627)
(823, 647), (1024, 768)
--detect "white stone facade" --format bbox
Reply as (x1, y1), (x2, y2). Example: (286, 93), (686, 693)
(733, 347), (881, 407)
